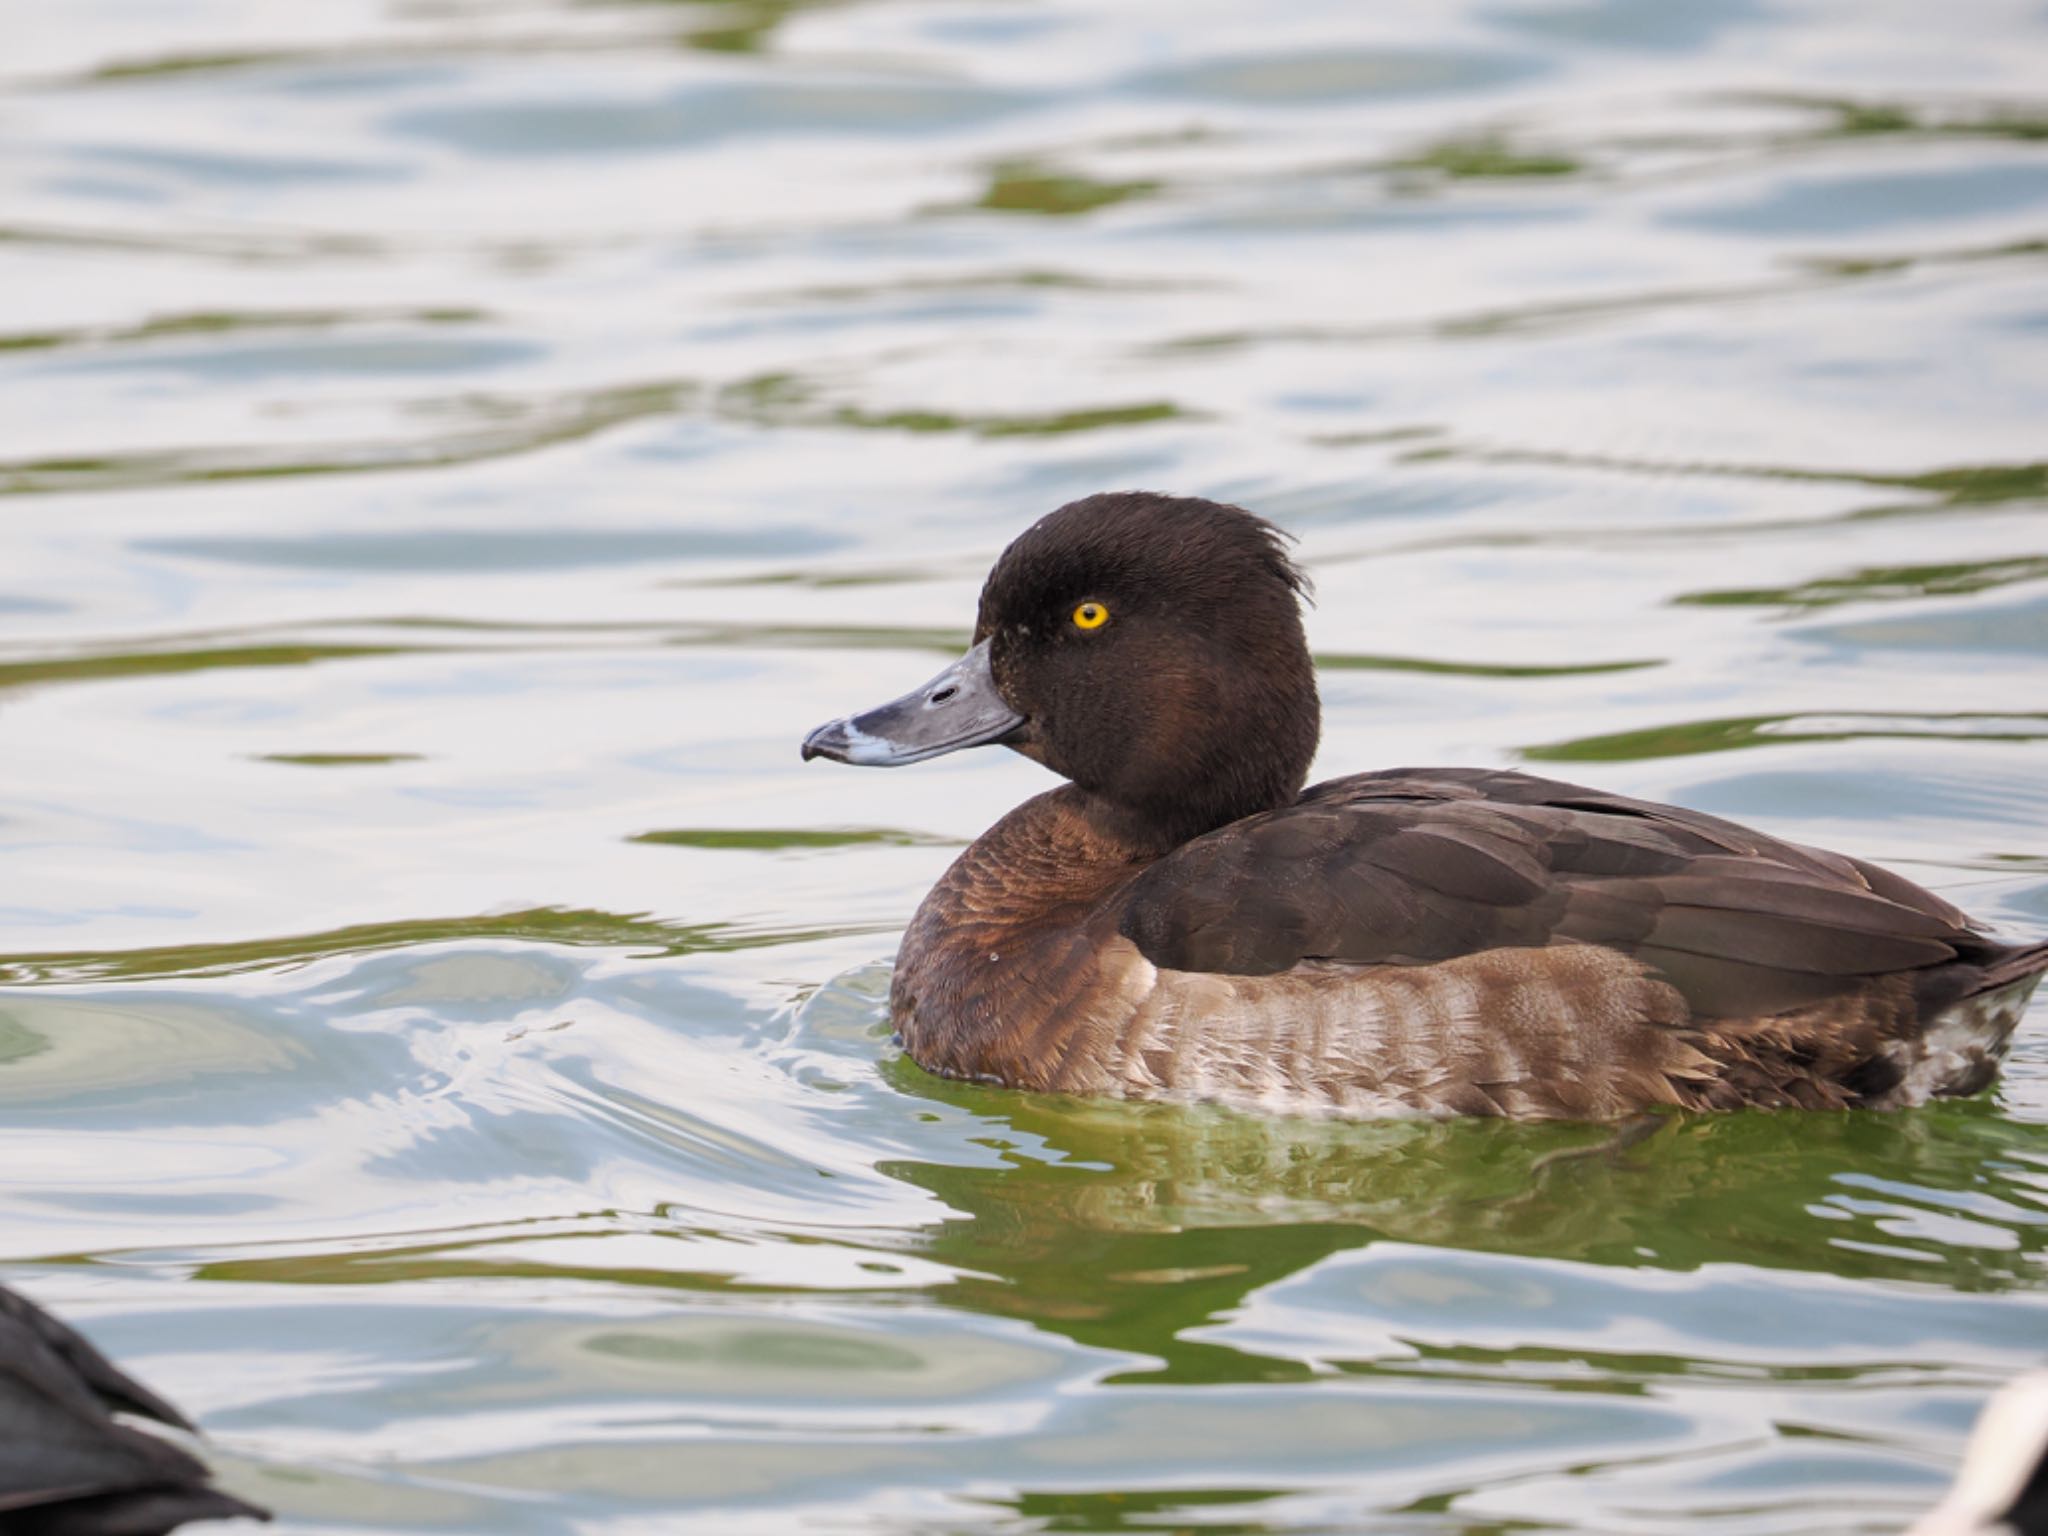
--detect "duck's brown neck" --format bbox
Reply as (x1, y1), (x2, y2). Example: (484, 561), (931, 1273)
(937, 787), (1155, 922)
(1083, 791), (1249, 860)
(1050, 681), (1319, 855)
(891, 788), (1154, 1086)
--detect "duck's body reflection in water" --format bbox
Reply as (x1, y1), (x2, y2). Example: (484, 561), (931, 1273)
(850, 1030), (2048, 1524)
(882, 1076), (2048, 1367)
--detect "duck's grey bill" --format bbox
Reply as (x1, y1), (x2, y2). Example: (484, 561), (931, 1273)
(802, 639), (1023, 766)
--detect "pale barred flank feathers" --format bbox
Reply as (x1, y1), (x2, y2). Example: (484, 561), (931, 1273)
(1088, 942), (1718, 1119)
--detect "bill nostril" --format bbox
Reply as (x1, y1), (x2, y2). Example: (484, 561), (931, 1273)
(929, 684), (958, 706)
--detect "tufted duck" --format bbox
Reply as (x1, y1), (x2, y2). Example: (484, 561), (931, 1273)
(803, 492), (2047, 1118)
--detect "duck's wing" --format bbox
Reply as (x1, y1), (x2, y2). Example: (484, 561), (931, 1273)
(0, 1284), (269, 1532)
(1117, 766), (1993, 1018)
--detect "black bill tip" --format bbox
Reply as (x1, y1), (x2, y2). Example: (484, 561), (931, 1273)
(800, 640), (1024, 768)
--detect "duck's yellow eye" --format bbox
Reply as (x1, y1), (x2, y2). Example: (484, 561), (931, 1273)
(1072, 601), (1109, 631)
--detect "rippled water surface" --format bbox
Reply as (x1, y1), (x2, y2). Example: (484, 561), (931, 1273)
(4, 2), (2048, 1530)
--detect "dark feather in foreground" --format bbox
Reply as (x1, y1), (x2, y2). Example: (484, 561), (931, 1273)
(0, 1285), (268, 1535)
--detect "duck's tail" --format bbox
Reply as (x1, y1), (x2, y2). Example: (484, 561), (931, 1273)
(1897, 938), (2047, 1104)
(1978, 938), (2048, 996)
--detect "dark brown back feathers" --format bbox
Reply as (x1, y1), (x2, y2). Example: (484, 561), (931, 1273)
(1118, 766), (2022, 1023)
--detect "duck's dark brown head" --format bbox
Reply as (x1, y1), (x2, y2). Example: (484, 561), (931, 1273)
(803, 491), (1320, 851)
